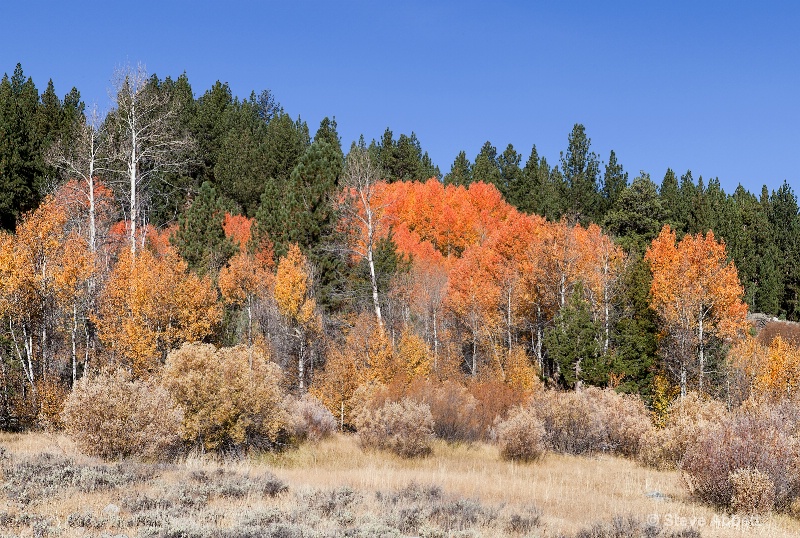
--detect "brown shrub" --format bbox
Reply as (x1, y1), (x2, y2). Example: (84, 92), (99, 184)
(357, 378), (482, 442)
(354, 397), (435, 458)
(758, 320), (800, 348)
(730, 468), (776, 515)
(639, 392), (728, 470)
(61, 370), (183, 461)
(528, 387), (652, 456)
(285, 393), (337, 442)
(403, 378), (482, 442)
(496, 405), (546, 462)
(468, 380), (528, 440)
(681, 404), (800, 512)
(162, 343), (288, 453)
(36, 378), (70, 431)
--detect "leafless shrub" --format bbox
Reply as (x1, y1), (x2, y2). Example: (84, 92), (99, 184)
(639, 392), (728, 470)
(61, 369), (183, 461)
(354, 397), (435, 458)
(529, 387), (651, 456)
(285, 393), (337, 442)
(681, 404), (800, 512)
(496, 406), (547, 462)
(730, 468), (776, 515)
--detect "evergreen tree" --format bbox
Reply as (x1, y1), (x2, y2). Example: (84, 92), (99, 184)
(497, 143), (524, 207)
(600, 150), (628, 218)
(769, 181), (800, 319)
(255, 138), (341, 259)
(545, 283), (604, 389)
(444, 150), (472, 186)
(659, 168), (684, 233)
(522, 145), (561, 219)
(193, 81), (235, 186)
(610, 256), (657, 396)
(603, 172), (664, 254)
(560, 124), (601, 224)
(472, 141), (502, 188)
(171, 181), (237, 276)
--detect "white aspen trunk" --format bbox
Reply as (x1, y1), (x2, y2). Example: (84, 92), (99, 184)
(71, 303), (78, 386)
(83, 321), (90, 385)
(129, 104), (138, 258)
(298, 332), (305, 391)
(698, 314), (704, 395)
(88, 127), (97, 256)
(367, 235), (383, 329)
(10, 321), (34, 390)
(506, 290), (513, 351)
(680, 363), (687, 399)
(471, 331), (478, 377)
(432, 308), (439, 364)
(247, 295), (254, 370)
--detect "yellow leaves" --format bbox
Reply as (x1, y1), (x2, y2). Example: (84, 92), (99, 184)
(274, 244), (320, 332)
(162, 343), (287, 451)
(730, 335), (800, 403)
(95, 246), (221, 376)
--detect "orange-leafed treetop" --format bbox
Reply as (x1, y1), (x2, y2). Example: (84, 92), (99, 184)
(645, 225), (748, 394)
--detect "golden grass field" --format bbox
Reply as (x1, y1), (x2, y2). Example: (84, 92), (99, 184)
(0, 431), (798, 537)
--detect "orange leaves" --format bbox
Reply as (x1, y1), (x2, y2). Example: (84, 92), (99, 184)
(274, 244), (319, 330)
(222, 213), (253, 250)
(219, 250), (272, 308)
(646, 225), (748, 341)
(95, 246), (221, 376)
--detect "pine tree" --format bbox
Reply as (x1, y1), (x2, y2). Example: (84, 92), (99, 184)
(659, 168), (684, 233)
(610, 256), (657, 396)
(545, 283), (603, 389)
(603, 172), (665, 254)
(472, 141), (502, 188)
(600, 150), (627, 218)
(171, 181), (237, 276)
(498, 143), (524, 207)
(444, 151), (472, 186)
(560, 124), (601, 225)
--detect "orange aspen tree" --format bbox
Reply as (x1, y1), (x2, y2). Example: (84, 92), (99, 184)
(274, 244), (321, 390)
(219, 214), (274, 354)
(95, 245), (221, 376)
(646, 225), (748, 396)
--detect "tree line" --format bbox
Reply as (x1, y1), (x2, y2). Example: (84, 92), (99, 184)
(0, 62), (789, 430)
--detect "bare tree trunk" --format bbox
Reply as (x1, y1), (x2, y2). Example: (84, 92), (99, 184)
(698, 314), (704, 395)
(72, 302), (78, 386)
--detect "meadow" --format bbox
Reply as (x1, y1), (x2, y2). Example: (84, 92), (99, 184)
(1, 432), (797, 538)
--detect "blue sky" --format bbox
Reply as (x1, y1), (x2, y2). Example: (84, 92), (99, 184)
(4, 1), (799, 195)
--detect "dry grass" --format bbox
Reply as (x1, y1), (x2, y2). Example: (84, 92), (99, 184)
(1, 431), (799, 537)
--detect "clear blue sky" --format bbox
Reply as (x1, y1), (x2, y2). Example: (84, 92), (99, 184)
(4, 1), (799, 195)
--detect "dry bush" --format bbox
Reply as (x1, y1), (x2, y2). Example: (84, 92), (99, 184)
(285, 393), (337, 442)
(468, 380), (528, 440)
(496, 405), (546, 462)
(730, 468), (776, 515)
(354, 397), (434, 458)
(758, 320), (800, 347)
(639, 392), (728, 470)
(61, 370), (183, 461)
(162, 343), (288, 453)
(529, 387), (651, 456)
(353, 378), (482, 442)
(681, 404), (800, 512)
(36, 377), (70, 431)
